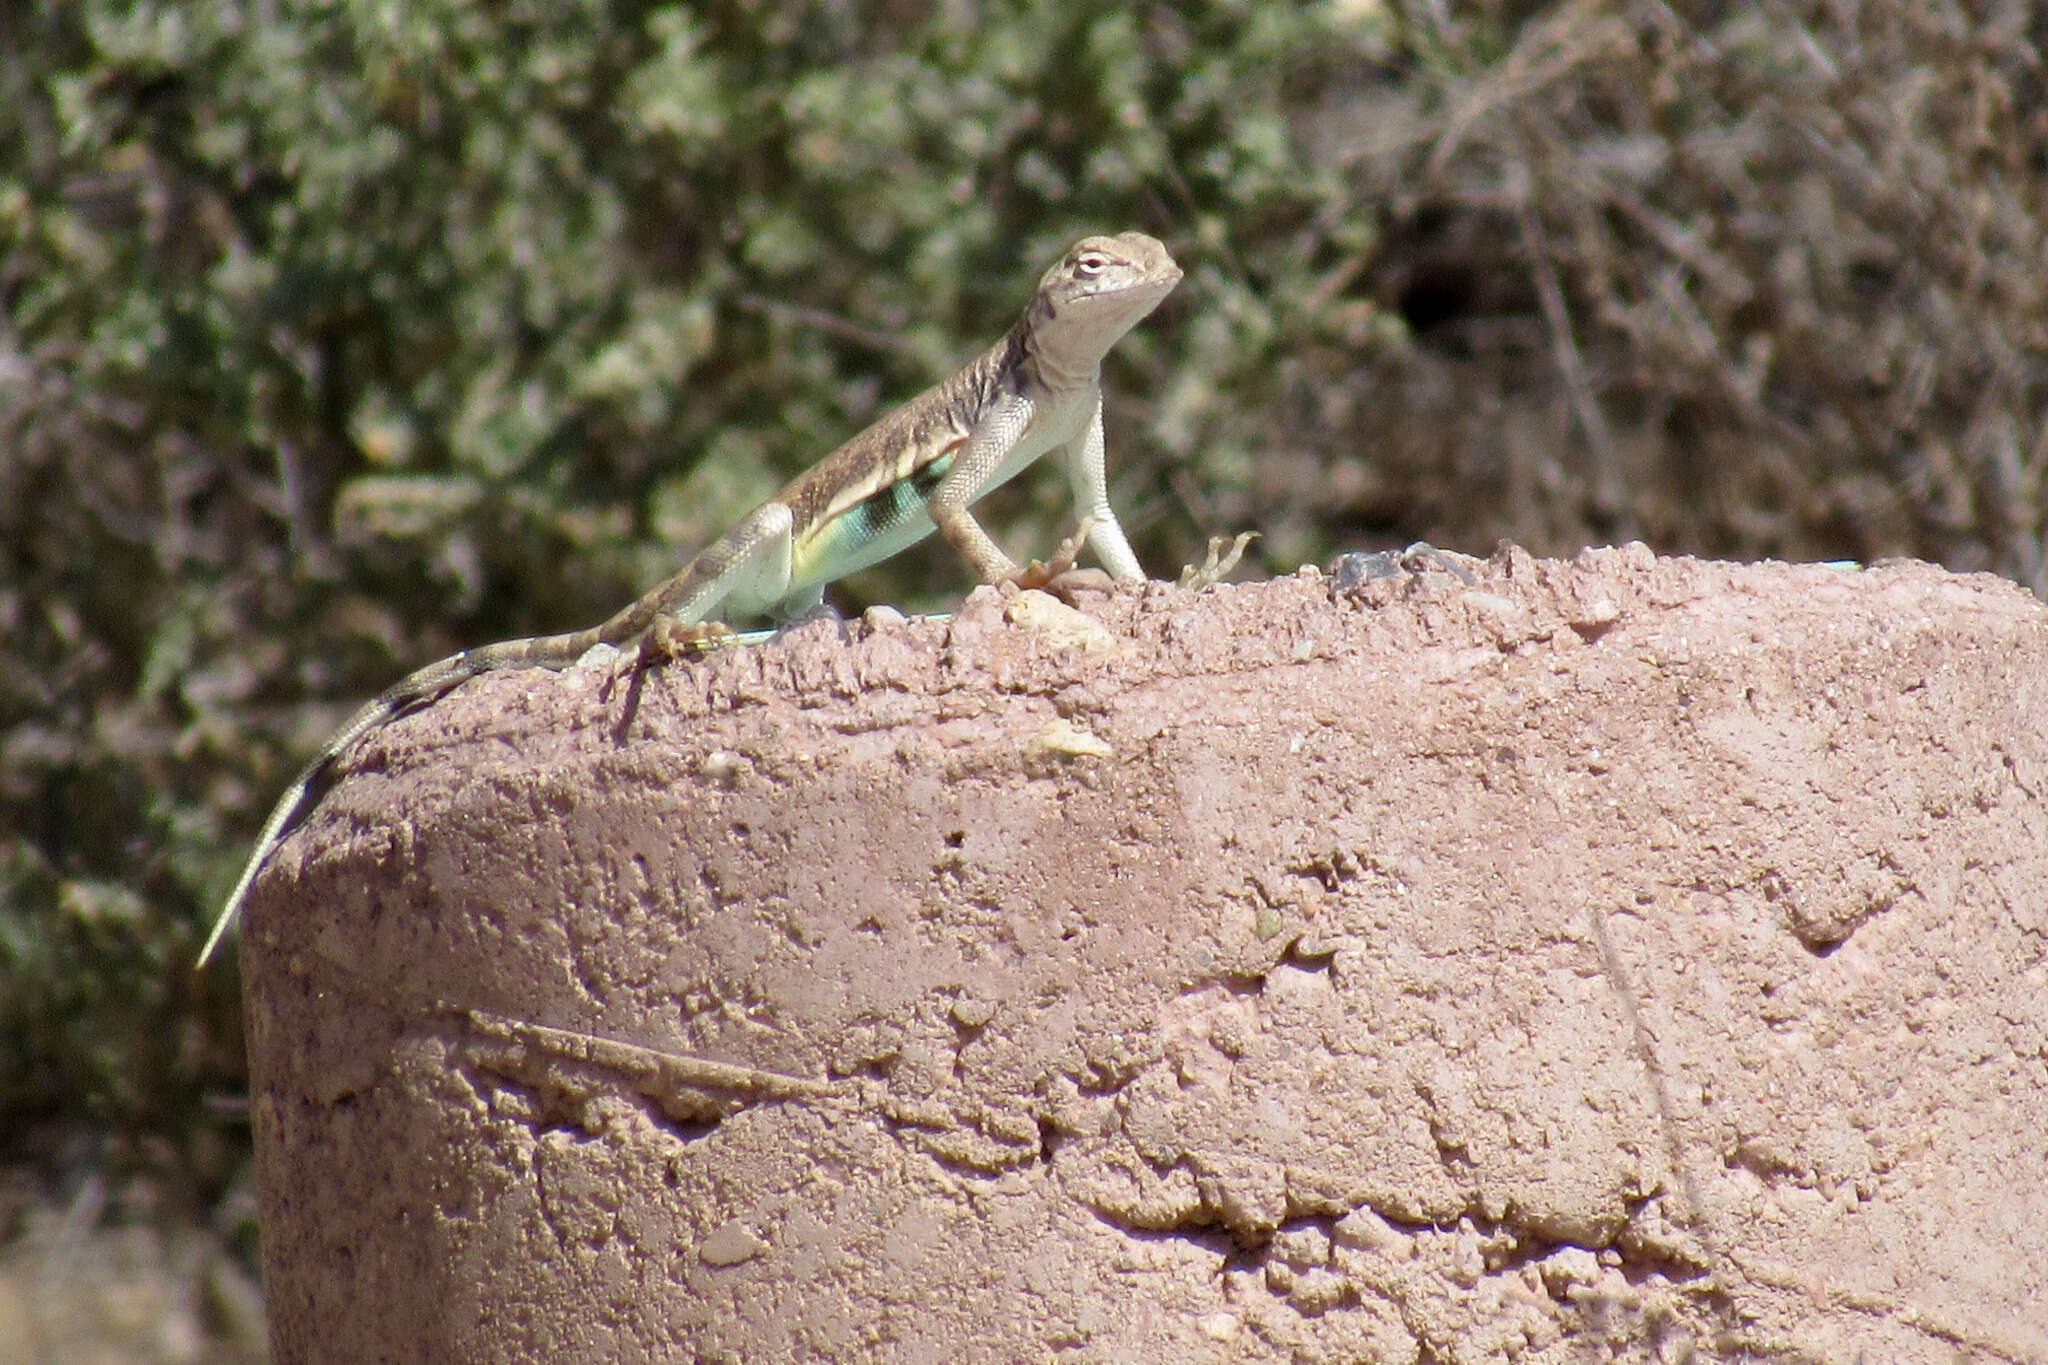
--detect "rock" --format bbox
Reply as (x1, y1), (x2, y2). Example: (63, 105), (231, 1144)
(244, 548), (2048, 1363)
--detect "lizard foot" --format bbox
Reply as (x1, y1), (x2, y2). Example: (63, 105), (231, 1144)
(638, 615), (735, 667)
(1010, 516), (1097, 591)
(1177, 531), (1258, 592)
(1035, 567), (1119, 603)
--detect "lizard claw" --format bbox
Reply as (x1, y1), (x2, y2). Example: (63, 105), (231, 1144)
(1010, 515), (1097, 591)
(1178, 531), (1258, 592)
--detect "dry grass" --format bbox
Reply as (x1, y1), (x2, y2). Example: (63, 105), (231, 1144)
(1226, 0), (2047, 592)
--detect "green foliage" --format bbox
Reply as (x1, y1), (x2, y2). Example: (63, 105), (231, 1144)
(2, 0), (2043, 1276)
(0, 0), (1392, 1185)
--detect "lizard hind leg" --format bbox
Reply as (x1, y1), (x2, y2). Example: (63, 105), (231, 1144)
(638, 503), (821, 668)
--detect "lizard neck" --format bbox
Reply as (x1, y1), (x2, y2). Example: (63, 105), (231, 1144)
(1014, 282), (1142, 395)
(1014, 273), (1173, 396)
(947, 321), (1083, 406)
(1017, 316), (1099, 394)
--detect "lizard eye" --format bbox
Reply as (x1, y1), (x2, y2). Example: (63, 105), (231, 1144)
(1073, 252), (1113, 278)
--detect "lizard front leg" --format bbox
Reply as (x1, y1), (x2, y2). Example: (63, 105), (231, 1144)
(1063, 401), (1144, 582)
(1006, 400), (1147, 596)
(927, 392), (1036, 585)
(1000, 398), (1153, 596)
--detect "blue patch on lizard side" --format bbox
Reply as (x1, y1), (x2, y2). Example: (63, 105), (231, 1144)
(792, 449), (956, 585)
(847, 449), (954, 542)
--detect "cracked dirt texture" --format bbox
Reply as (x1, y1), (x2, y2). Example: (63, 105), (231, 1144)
(242, 546), (2048, 1363)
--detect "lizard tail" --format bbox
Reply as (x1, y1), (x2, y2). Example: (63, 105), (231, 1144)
(195, 634), (611, 968)
(195, 690), (401, 968)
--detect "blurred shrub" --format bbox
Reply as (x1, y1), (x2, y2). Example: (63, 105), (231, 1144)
(1298, 0), (2047, 586)
(0, 0), (1387, 1186)
(0, 0), (2040, 1211)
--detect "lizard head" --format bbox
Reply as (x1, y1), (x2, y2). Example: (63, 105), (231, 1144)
(1026, 232), (1183, 380)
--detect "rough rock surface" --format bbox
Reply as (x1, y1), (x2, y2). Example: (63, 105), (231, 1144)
(243, 546), (2048, 1364)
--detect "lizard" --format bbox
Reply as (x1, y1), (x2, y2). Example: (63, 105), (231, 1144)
(196, 230), (1183, 967)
